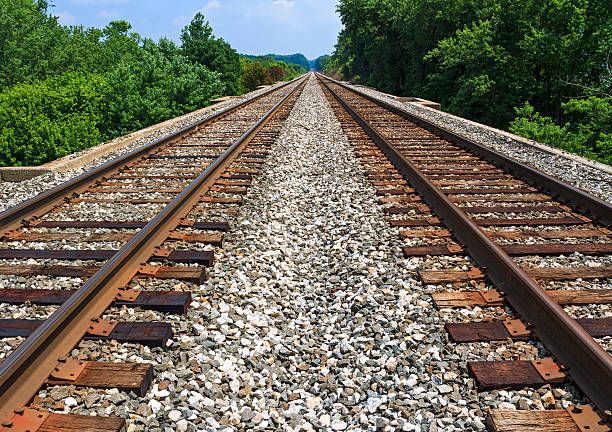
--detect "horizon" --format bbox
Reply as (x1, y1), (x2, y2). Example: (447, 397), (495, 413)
(51, 0), (342, 60)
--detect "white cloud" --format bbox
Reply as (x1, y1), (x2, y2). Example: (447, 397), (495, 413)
(201, 0), (221, 15)
(273, 0), (295, 9)
(269, 0), (299, 24)
(55, 11), (77, 25)
(173, 1), (222, 29)
(98, 10), (119, 19)
(71, 0), (131, 4)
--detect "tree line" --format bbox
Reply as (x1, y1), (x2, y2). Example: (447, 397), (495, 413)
(326, 0), (611, 164)
(0, 0), (304, 166)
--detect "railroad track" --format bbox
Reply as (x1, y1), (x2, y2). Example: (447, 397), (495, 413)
(317, 73), (612, 431)
(0, 75), (307, 430)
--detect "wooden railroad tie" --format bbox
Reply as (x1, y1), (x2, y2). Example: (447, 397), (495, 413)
(430, 289), (612, 308)
(0, 289), (191, 314)
(0, 264), (206, 284)
(0, 320), (172, 348)
(420, 266), (612, 284)
(0, 408), (125, 432)
(445, 317), (612, 342)
(392, 216), (590, 228)
(486, 405), (610, 432)
(403, 242), (612, 257)
(0, 248), (214, 266)
(469, 357), (566, 391)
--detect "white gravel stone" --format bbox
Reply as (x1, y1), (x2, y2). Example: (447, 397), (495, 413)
(168, 410), (182, 422)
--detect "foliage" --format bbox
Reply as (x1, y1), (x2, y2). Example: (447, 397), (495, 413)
(0, 72), (107, 166)
(313, 55), (331, 71)
(0, 2), (243, 166)
(510, 99), (612, 164)
(102, 40), (224, 137)
(244, 53), (310, 71)
(330, 0), (612, 163)
(239, 56), (305, 91)
(0, 0), (65, 87)
(241, 61), (268, 91)
(181, 13), (241, 95)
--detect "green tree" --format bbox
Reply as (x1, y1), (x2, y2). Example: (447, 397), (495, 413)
(180, 13), (241, 95)
(241, 61), (267, 91)
(103, 41), (224, 137)
(0, 72), (108, 166)
(0, 0), (66, 87)
(330, 0), (611, 162)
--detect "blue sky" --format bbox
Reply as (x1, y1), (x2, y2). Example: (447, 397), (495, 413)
(51, 0), (342, 60)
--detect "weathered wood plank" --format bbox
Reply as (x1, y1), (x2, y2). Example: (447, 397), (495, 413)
(376, 188), (416, 195)
(475, 216), (589, 226)
(390, 219), (439, 227)
(502, 243), (612, 256)
(486, 229), (609, 240)
(87, 188), (184, 194)
(39, 413), (125, 432)
(0, 264), (205, 283)
(420, 266), (612, 283)
(0, 289), (191, 314)
(446, 321), (513, 342)
(199, 196), (243, 204)
(443, 187), (536, 194)
(459, 205), (567, 214)
(431, 289), (612, 307)
(405, 243), (612, 257)
(46, 361), (152, 395)
(402, 245), (464, 256)
(4, 231), (223, 246)
(468, 360), (549, 390)
(448, 193), (551, 203)
(446, 318), (611, 342)
(485, 410), (579, 432)
(0, 320), (172, 348)
(30, 220), (229, 231)
(0, 248), (213, 266)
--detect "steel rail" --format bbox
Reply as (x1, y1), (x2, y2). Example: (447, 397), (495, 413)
(318, 76), (612, 414)
(315, 73), (612, 227)
(0, 76), (307, 424)
(0, 75), (305, 238)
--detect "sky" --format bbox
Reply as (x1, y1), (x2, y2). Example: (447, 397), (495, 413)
(51, 0), (342, 60)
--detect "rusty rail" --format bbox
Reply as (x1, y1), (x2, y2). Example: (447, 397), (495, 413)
(0, 76), (304, 238)
(0, 76), (307, 425)
(316, 73), (612, 228)
(318, 74), (612, 414)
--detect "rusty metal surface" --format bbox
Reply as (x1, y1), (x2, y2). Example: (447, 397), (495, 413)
(0, 76), (307, 424)
(86, 319), (118, 337)
(115, 288), (141, 302)
(531, 358), (566, 382)
(1, 408), (49, 431)
(318, 74), (612, 412)
(481, 290), (505, 304)
(566, 405), (610, 432)
(502, 319), (531, 338)
(0, 76), (303, 238)
(50, 358), (87, 381)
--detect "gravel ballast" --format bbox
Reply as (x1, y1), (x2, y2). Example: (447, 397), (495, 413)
(1, 75), (604, 431)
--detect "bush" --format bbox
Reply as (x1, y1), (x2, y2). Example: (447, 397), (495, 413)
(103, 44), (224, 137)
(510, 100), (612, 165)
(0, 72), (108, 166)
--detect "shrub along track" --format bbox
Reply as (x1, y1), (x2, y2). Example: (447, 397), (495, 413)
(317, 73), (612, 432)
(0, 75), (307, 431)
